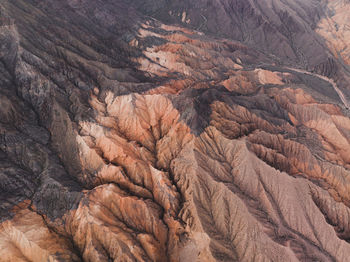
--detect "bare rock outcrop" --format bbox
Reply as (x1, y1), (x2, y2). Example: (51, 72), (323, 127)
(2, 0), (350, 261)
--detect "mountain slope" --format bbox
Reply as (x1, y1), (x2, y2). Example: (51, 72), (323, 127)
(1, 0), (350, 261)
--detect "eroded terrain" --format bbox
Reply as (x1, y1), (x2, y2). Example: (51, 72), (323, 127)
(2, 0), (350, 261)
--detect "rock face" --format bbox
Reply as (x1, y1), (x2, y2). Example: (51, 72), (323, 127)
(1, 0), (350, 261)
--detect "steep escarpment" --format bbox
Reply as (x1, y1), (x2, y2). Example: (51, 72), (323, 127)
(2, 0), (350, 261)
